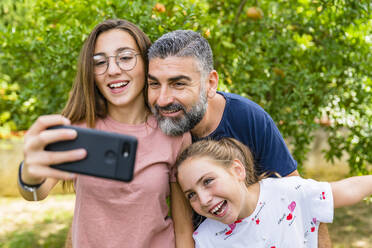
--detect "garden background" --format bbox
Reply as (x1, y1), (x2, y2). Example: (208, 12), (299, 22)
(0, 0), (371, 247)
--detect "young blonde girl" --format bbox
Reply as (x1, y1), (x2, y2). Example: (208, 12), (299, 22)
(176, 138), (372, 248)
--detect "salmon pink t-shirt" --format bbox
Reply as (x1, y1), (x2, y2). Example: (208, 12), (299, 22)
(72, 115), (190, 248)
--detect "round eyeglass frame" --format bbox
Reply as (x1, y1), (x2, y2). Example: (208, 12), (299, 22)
(93, 51), (141, 75)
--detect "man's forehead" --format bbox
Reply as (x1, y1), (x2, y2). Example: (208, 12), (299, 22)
(149, 56), (196, 64)
(149, 56), (202, 75)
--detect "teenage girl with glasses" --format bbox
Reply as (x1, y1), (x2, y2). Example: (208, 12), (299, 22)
(18, 19), (193, 248)
(176, 138), (372, 248)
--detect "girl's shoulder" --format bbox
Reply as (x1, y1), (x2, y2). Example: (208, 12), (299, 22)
(260, 176), (311, 198)
(260, 176), (304, 188)
(260, 176), (331, 202)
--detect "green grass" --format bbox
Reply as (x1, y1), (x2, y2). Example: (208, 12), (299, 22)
(0, 195), (74, 248)
(330, 201), (372, 248)
(1, 192), (371, 247)
(0, 227), (70, 248)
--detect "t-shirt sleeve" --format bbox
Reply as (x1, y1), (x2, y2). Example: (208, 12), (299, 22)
(169, 132), (192, 182)
(301, 178), (334, 223)
(256, 114), (297, 176)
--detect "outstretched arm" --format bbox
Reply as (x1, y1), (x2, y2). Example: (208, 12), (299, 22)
(331, 175), (372, 208)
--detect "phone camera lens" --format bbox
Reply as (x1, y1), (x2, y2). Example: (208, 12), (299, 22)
(122, 143), (130, 158)
(105, 150), (116, 164)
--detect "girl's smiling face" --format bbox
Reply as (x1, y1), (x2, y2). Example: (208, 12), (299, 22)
(94, 29), (146, 114)
(178, 156), (249, 225)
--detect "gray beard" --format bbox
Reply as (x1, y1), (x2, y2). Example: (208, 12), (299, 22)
(152, 92), (208, 136)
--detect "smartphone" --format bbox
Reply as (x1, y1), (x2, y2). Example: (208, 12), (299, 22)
(45, 125), (137, 182)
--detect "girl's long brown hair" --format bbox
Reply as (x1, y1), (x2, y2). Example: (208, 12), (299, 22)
(61, 19), (151, 190)
(61, 19), (152, 127)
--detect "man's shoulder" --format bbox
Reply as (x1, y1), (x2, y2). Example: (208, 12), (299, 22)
(218, 91), (255, 103)
(218, 91), (265, 113)
(217, 91), (270, 125)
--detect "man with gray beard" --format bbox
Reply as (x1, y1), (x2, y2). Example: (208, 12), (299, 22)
(152, 80), (208, 137)
(146, 30), (331, 248)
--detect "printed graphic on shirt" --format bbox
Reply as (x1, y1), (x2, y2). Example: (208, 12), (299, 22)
(304, 217), (318, 242)
(209, 201), (267, 240)
(277, 200), (297, 227)
(320, 191), (327, 200)
(251, 201), (266, 226)
(225, 219), (242, 235)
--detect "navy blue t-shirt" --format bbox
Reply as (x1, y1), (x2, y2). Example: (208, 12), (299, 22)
(193, 91), (297, 176)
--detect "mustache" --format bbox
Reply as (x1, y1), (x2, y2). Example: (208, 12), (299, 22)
(154, 103), (185, 113)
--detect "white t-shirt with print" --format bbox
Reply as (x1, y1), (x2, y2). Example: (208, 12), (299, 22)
(193, 176), (334, 248)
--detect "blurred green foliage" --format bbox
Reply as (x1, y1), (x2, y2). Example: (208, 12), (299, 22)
(0, 0), (371, 174)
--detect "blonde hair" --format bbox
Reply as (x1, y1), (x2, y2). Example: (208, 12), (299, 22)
(176, 138), (262, 186)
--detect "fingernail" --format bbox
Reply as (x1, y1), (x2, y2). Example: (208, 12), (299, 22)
(63, 118), (71, 125)
(66, 129), (77, 137)
(76, 149), (87, 157)
(68, 173), (76, 179)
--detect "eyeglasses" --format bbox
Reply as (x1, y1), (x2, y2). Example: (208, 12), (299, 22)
(93, 50), (140, 75)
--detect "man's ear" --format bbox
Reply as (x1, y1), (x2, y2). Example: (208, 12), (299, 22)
(206, 70), (218, 98)
(231, 159), (246, 181)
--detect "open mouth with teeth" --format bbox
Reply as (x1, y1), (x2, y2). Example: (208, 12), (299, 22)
(160, 109), (181, 115)
(108, 81), (128, 89)
(209, 200), (228, 217)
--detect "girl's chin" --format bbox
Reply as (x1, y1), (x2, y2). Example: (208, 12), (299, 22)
(221, 217), (237, 225)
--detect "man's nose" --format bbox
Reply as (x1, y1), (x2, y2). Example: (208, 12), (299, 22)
(157, 87), (174, 107)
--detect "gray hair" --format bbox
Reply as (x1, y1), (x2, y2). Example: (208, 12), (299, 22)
(148, 30), (214, 76)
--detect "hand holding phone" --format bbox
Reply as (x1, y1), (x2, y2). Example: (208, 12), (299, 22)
(45, 125), (137, 182)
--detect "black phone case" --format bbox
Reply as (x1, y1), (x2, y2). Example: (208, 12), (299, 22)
(45, 125), (137, 182)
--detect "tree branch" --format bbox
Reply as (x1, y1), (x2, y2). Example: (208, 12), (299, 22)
(234, 0), (248, 27)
